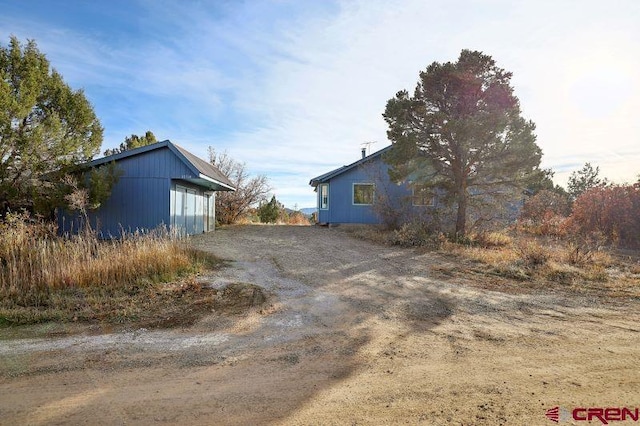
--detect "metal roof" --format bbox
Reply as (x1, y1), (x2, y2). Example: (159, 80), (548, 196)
(309, 145), (392, 187)
(84, 140), (235, 191)
(171, 143), (235, 190)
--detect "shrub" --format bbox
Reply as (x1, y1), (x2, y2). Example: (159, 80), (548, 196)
(257, 196), (280, 223)
(519, 190), (571, 236)
(562, 242), (594, 266)
(469, 231), (512, 248)
(521, 190), (571, 220)
(208, 148), (270, 225)
(516, 240), (550, 268)
(287, 211), (311, 225)
(389, 222), (442, 248)
(570, 184), (640, 248)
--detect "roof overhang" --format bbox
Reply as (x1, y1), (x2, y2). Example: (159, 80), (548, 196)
(173, 176), (235, 192)
(197, 173), (235, 191)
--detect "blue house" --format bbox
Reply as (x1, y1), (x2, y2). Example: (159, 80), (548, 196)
(309, 146), (436, 225)
(59, 140), (235, 236)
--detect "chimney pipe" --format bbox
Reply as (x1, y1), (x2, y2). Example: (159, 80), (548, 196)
(361, 147), (366, 158)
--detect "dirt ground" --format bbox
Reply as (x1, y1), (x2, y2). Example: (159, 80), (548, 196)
(1, 225), (639, 425)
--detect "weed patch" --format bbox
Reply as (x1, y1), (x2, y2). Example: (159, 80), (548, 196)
(0, 213), (224, 325)
(436, 233), (639, 294)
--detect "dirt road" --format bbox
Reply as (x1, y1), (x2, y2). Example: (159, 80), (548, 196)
(1, 225), (639, 425)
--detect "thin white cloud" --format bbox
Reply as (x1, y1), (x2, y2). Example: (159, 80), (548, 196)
(217, 0), (640, 206)
(2, 0), (638, 208)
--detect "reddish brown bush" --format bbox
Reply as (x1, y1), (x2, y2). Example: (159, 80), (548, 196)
(521, 190), (571, 221)
(569, 184), (640, 248)
(518, 190), (571, 236)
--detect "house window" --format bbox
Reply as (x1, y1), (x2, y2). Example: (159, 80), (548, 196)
(353, 183), (374, 205)
(412, 184), (435, 206)
(320, 184), (329, 209)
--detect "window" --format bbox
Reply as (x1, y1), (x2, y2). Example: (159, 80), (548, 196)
(353, 183), (374, 205)
(320, 184), (329, 209)
(412, 184), (435, 206)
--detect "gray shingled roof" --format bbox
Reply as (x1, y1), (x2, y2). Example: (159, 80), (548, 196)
(172, 143), (235, 190)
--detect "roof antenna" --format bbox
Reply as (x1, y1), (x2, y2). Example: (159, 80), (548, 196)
(360, 141), (377, 158)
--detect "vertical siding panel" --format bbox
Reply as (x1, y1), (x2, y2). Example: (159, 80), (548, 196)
(153, 150), (160, 177)
(61, 146), (220, 237)
(160, 150), (166, 176)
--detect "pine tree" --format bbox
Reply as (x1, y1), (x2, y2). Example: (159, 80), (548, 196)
(0, 37), (103, 214)
(383, 50), (543, 236)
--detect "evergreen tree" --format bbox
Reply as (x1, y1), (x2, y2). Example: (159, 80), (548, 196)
(383, 50), (543, 236)
(0, 37), (103, 214)
(567, 162), (606, 200)
(258, 196), (279, 223)
(104, 131), (157, 156)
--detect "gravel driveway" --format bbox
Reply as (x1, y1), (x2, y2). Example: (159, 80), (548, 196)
(1, 225), (638, 425)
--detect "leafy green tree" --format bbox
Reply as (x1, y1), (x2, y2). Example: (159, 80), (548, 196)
(104, 131), (157, 156)
(567, 162), (606, 200)
(383, 50), (542, 236)
(258, 195), (280, 223)
(0, 37), (103, 215)
(86, 162), (122, 209)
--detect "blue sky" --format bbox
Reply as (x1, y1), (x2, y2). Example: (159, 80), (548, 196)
(1, 0), (639, 208)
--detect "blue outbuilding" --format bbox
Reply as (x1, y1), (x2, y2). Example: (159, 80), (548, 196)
(59, 140), (235, 237)
(309, 146), (436, 225)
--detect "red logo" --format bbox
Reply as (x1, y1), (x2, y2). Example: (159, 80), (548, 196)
(546, 406), (639, 424)
(546, 406), (560, 423)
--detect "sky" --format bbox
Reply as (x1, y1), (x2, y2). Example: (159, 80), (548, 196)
(1, 0), (639, 209)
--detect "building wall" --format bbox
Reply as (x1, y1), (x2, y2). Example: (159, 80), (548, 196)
(317, 157), (417, 225)
(88, 177), (170, 237)
(59, 147), (209, 237)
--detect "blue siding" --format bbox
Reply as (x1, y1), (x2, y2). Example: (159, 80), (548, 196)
(59, 146), (212, 237)
(113, 147), (195, 179)
(325, 166), (380, 224)
(84, 177), (170, 236)
(315, 154), (428, 225)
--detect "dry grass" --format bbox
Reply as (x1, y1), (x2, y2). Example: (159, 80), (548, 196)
(344, 222), (639, 296)
(0, 213), (223, 325)
(438, 233), (639, 293)
(234, 211), (311, 226)
(286, 211), (312, 226)
(341, 224), (396, 245)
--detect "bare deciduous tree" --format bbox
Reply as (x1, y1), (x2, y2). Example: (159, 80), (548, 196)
(207, 148), (270, 224)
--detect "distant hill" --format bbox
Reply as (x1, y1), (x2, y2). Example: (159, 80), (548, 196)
(284, 207), (316, 216)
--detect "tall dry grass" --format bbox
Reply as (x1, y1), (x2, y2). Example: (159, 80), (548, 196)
(0, 213), (214, 319)
(439, 232), (617, 284)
